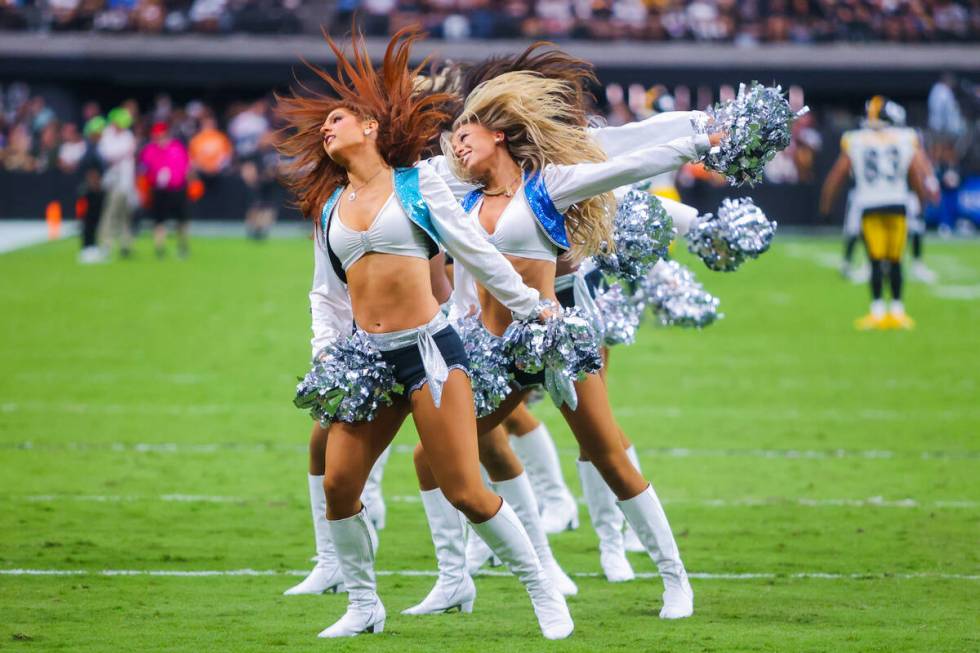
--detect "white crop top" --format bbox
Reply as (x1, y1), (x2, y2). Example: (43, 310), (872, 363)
(471, 182), (559, 262)
(310, 163), (542, 355)
(326, 193), (431, 271)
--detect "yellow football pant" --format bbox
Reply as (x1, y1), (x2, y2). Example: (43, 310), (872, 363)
(862, 212), (907, 262)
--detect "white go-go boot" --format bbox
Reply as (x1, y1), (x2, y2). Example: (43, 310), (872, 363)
(318, 509), (386, 637)
(619, 485), (694, 619)
(470, 501), (574, 640)
(402, 489), (477, 615)
(284, 474), (345, 595)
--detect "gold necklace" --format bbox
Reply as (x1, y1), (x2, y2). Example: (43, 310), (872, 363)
(347, 167), (386, 201)
(483, 170), (522, 197)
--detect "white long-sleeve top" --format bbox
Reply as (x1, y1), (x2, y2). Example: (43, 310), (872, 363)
(449, 133), (710, 319)
(427, 110), (707, 201)
(309, 163), (541, 355)
(590, 110), (705, 161)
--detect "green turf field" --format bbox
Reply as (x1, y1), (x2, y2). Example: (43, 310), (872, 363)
(1, 234), (978, 652)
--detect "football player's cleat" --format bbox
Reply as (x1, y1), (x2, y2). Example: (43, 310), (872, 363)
(855, 313), (884, 331)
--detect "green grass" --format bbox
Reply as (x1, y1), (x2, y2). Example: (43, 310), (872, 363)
(1, 234), (978, 652)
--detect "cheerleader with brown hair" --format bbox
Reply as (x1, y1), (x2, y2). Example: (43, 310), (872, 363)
(277, 28), (572, 639)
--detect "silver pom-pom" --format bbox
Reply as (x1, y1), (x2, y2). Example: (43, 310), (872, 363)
(294, 331), (404, 425)
(638, 261), (722, 329)
(454, 315), (512, 418)
(502, 302), (602, 408)
(595, 189), (674, 282)
(595, 282), (642, 346)
(687, 197), (777, 272)
(696, 82), (809, 186)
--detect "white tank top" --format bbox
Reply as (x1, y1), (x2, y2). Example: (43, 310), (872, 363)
(327, 193), (431, 271)
(470, 182), (558, 262)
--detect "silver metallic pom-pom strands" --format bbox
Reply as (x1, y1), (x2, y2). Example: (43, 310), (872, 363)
(639, 261), (722, 329)
(502, 301), (602, 408)
(454, 315), (513, 418)
(696, 82), (809, 187)
(595, 282), (642, 346)
(294, 331), (404, 425)
(687, 197), (777, 272)
(596, 189), (674, 282)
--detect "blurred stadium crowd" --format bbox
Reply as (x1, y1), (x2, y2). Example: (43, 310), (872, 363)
(0, 84), (283, 250)
(0, 84), (278, 182)
(0, 0), (977, 42)
(1, 74), (975, 186)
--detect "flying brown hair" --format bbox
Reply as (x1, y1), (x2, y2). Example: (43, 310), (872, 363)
(276, 26), (453, 221)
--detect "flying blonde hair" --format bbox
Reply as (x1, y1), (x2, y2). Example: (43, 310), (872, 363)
(443, 71), (614, 262)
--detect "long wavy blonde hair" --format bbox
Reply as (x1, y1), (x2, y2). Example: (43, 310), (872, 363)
(443, 71), (615, 262)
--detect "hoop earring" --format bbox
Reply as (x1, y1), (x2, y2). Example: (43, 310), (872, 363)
(364, 129), (373, 135)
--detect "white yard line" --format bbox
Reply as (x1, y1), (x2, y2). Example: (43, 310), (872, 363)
(931, 284), (980, 300)
(5, 440), (979, 460)
(7, 400), (977, 422)
(781, 241), (980, 300)
(10, 494), (978, 509)
(0, 568), (976, 581)
(0, 220), (76, 254)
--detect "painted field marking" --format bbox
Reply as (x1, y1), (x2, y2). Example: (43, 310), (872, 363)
(10, 494), (979, 509)
(6, 400), (978, 421)
(5, 440), (979, 461)
(780, 242), (980, 300)
(1, 568), (977, 581)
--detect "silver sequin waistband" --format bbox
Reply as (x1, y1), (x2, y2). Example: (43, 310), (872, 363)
(360, 312), (451, 351)
(360, 313), (453, 408)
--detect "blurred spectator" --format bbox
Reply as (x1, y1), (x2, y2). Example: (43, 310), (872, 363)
(228, 99), (269, 160)
(928, 72), (966, 168)
(929, 73), (966, 138)
(139, 121), (191, 257)
(189, 115), (233, 175)
(34, 120), (62, 172)
(243, 130), (281, 240)
(27, 96), (56, 133)
(3, 123), (35, 171)
(78, 116), (106, 263)
(98, 106), (137, 258)
(81, 100), (102, 123)
(604, 84), (635, 126)
(58, 122), (87, 172)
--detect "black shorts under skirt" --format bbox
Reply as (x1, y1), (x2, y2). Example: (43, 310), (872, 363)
(376, 326), (469, 396)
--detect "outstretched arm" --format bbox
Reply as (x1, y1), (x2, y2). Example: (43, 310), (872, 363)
(908, 148), (940, 206)
(589, 111), (708, 158)
(545, 134), (714, 211)
(658, 196), (700, 236)
(819, 153), (851, 218)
